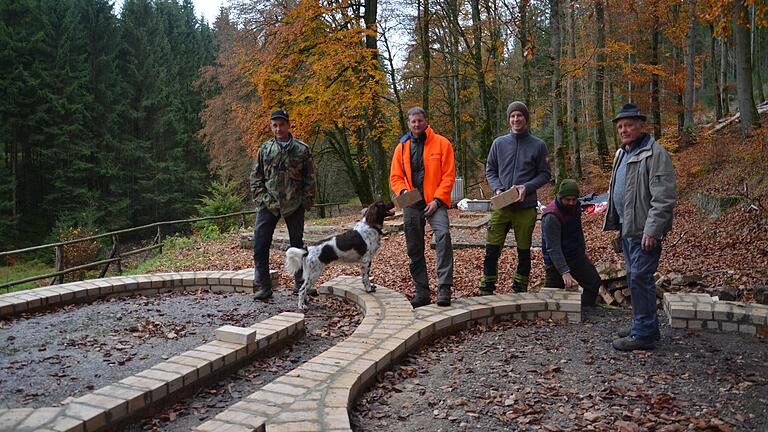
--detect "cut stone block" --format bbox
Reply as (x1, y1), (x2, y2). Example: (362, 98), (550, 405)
(216, 325), (259, 345)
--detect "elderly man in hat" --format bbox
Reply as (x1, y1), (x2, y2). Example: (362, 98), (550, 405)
(604, 103), (677, 351)
(250, 109), (316, 301)
(479, 101), (551, 295)
(541, 179), (600, 307)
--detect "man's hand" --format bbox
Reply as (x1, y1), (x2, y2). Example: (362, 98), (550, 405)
(424, 200), (439, 217)
(562, 272), (579, 290)
(641, 234), (657, 252)
(513, 185), (527, 203)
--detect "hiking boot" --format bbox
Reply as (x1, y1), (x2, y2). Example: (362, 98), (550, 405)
(617, 326), (661, 341)
(437, 285), (451, 307)
(410, 296), (432, 308)
(410, 286), (432, 308)
(612, 335), (657, 351)
(253, 286), (273, 301)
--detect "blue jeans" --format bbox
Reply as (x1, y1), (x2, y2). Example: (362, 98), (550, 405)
(253, 208), (304, 289)
(622, 236), (661, 338)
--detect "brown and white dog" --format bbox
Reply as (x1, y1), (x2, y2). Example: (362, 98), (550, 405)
(285, 200), (395, 309)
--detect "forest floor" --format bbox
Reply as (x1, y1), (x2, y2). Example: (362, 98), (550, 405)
(2, 119), (767, 431)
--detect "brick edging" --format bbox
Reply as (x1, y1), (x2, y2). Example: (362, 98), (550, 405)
(0, 313), (305, 432)
(194, 277), (581, 431)
(663, 292), (768, 337)
(0, 270), (278, 318)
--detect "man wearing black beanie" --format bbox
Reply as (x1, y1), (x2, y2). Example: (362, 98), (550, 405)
(480, 101), (551, 295)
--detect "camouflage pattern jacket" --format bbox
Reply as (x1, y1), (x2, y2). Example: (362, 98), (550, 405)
(250, 135), (315, 216)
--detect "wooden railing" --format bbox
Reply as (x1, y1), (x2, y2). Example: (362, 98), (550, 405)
(0, 211), (258, 292)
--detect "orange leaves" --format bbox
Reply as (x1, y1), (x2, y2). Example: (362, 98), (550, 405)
(234, 0), (390, 154)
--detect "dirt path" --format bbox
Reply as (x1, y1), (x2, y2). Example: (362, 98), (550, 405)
(352, 308), (768, 432)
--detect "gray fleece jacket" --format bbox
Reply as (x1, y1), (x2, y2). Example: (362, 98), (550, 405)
(486, 129), (552, 209)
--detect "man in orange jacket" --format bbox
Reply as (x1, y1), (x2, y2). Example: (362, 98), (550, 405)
(390, 107), (456, 308)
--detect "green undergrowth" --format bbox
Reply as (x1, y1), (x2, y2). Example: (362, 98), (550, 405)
(0, 260), (55, 293)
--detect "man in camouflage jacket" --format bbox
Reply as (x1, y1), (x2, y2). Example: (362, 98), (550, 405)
(250, 109), (316, 300)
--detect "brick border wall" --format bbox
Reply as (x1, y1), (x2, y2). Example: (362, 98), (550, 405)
(0, 313), (304, 432)
(663, 292), (768, 337)
(0, 270), (278, 318)
(194, 276), (581, 432)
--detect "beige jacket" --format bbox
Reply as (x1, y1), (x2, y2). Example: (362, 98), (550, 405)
(603, 135), (677, 239)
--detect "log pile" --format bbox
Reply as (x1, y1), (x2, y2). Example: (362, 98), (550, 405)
(595, 263), (704, 308)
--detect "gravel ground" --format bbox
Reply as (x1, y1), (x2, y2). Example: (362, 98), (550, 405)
(352, 307), (768, 432)
(0, 288), (361, 414)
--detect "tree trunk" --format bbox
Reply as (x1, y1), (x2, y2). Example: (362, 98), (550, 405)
(593, 0), (610, 167)
(520, 0), (531, 107)
(566, 1), (581, 178)
(733, 0), (761, 135)
(551, 0), (565, 184)
(651, 18), (663, 138)
(470, 0), (494, 153)
(710, 24), (723, 120)
(362, 0), (390, 200)
(418, 0), (431, 114)
(752, 4), (765, 103)
(684, 0), (696, 130)
(721, 35), (730, 116)
(381, 24), (407, 134)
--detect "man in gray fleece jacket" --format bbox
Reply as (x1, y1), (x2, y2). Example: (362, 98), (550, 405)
(480, 101), (551, 294)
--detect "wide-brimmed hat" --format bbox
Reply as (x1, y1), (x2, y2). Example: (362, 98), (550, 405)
(611, 103), (647, 123)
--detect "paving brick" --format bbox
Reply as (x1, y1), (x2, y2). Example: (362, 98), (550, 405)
(94, 384), (147, 413)
(670, 318), (688, 328)
(152, 362), (197, 387)
(75, 392), (129, 422)
(62, 402), (106, 431)
(721, 322), (739, 332)
(136, 369), (184, 394)
(274, 410), (320, 423)
(263, 382), (308, 396)
(4, 407), (65, 430)
(215, 409), (267, 427)
(231, 400), (282, 416)
(195, 419), (257, 431)
(669, 302), (696, 319)
(687, 320), (703, 329)
(706, 321), (720, 330)
(247, 390), (296, 405)
(118, 375), (168, 402)
(184, 350), (225, 371)
(265, 421), (322, 431)
(518, 299), (545, 312)
(739, 324), (757, 335)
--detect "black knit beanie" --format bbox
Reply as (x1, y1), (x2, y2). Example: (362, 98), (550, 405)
(506, 101), (530, 124)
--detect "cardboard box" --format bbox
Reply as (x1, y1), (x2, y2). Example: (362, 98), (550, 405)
(394, 189), (422, 209)
(490, 187), (520, 209)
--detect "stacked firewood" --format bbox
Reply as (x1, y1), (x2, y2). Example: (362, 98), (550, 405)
(595, 264), (705, 308)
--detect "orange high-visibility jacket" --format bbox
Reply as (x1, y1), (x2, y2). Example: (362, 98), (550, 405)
(390, 126), (456, 206)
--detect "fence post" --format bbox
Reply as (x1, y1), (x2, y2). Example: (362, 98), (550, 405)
(100, 234), (120, 278)
(51, 245), (63, 285)
(156, 226), (163, 254)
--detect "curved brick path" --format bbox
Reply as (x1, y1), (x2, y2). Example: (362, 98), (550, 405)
(194, 276), (581, 432)
(2, 271), (764, 431)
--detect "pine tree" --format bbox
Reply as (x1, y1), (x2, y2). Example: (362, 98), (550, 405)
(38, 0), (98, 229)
(78, 0), (131, 230)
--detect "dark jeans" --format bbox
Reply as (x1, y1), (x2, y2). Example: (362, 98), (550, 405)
(622, 235), (662, 338)
(253, 208), (305, 289)
(544, 254), (601, 306)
